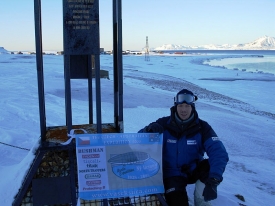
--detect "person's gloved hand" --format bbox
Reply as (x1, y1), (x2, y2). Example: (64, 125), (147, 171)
(145, 123), (164, 133)
(202, 178), (220, 201)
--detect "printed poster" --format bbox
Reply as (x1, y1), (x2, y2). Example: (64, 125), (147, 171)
(75, 133), (164, 200)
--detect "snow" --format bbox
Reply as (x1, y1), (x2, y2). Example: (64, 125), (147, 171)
(1, 51), (275, 205)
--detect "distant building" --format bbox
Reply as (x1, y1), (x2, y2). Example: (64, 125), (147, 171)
(174, 52), (186, 55)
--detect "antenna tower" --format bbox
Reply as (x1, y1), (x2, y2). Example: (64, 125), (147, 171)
(145, 36), (150, 61)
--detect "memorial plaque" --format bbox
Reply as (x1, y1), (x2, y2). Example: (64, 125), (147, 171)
(63, 0), (99, 55)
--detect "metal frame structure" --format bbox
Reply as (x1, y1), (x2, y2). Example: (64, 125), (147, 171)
(12, 0), (123, 205)
(113, 0), (124, 132)
(12, 1), (167, 205)
(145, 36), (150, 61)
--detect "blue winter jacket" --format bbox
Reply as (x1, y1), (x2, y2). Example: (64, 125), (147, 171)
(139, 106), (229, 181)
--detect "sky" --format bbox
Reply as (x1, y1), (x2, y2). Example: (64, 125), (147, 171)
(0, 0), (275, 51)
(0, 51), (275, 205)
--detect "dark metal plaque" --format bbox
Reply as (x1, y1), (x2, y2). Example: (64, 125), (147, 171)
(70, 55), (89, 79)
(63, 0), (99, 55)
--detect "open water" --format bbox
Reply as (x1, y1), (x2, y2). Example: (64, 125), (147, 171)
(158, 50), (275, 75)
(197, 50), (275, 75)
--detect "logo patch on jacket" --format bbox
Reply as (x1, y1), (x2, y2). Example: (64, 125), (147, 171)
(212, 137), (220, 141)
(187, 140), (197, 145)
(167, 139), (177, 143)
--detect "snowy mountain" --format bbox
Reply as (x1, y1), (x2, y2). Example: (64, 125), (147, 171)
(2, 36), (275, 53)
(236, 35), (275, 50)
(0, 47), (8, 54)
(154, 36), (275, 50)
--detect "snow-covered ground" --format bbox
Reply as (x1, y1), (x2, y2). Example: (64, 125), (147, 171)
(0, 52), (275, 205)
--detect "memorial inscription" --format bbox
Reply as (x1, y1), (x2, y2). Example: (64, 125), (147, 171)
(63, 0), (99, 55)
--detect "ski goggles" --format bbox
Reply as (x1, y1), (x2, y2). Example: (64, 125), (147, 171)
(174, 93), (197, 105)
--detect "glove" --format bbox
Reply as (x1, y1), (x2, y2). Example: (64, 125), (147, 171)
(145, 123), (164, 133)
(202, 178), (220, 201)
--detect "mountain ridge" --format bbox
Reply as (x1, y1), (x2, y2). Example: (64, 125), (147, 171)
(0, 47), (8, 54)
(1, 36), (275, 53)
(153, 36), (275, 51)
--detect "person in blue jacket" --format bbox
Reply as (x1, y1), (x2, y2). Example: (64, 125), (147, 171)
(139, 89), (229, 206)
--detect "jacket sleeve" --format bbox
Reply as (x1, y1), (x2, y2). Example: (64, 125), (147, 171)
(138, 117), (168, 133)
(201, 120), (229, 181)
(138, 122), (156, 133)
